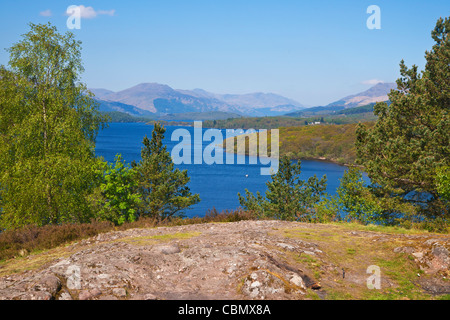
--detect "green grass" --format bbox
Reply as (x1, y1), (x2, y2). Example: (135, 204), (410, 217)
(362, 255), (430, 300)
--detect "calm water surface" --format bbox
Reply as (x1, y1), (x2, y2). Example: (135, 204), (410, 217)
(95, 122), (350, 218)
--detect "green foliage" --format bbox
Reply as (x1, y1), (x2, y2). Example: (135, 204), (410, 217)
(133, 122), (200, 220)
(238, 156), (327, 221)
(95, 155), (141, 225)
(337, 104), (376, 115)
(0, 23), (108, 229)
(311, 197), (339, 223)
(317, 168), (423, 227)
(204, 111), (376, 131)
(223, 123), (365, 165)
(356, 17), (450, 220)
(335, 168), (383, 224)
(436, 166), (450, 201)
(280, 124), (364, 164)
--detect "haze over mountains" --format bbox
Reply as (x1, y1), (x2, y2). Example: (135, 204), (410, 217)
(91, 83), (305, 118)
(91, 82), (395, 119)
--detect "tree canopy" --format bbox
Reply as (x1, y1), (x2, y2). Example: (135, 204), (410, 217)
(0, 23), (108, 228)
(238, 156), (327, 221)
(133, 122), (200, 220)
(356, 17), (449, 220)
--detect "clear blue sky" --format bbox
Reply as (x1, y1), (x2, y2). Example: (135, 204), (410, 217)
(0, 1), (448, 106)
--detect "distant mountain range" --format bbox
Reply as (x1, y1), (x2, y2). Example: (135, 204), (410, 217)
(92, 82), (396, 119)
(286, 82), (396, 117)
(91, 83), (305, 118)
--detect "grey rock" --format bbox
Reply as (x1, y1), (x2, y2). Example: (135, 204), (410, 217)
(290, 274), (306, 289)
(159, 245), (181, 255)
(34, 274), (61, 297)
(78, 290), (92, 300)
(394, 246), (415, 254)
(432, 246), (449, 261)
(113, 288), (127, 297)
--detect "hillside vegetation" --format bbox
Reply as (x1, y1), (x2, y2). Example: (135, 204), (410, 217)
(224, 123), (371, 165)
(204, 106), (377, 129)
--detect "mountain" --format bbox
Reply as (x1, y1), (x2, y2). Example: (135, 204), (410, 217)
(90, 83), (305, 117)
(326, 82), (396, 109)
(156, 111), (242, 121)
(90, 88), (115, 100)
(182, 89), (304, 116)
(186, 89), (304, 109)
(95, 99), (153, 117)
(285, 82), (396, 117)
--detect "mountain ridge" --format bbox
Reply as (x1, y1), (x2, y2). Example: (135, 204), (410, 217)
(91, 82), (396, 119)
(91, 83), (305, 117)
(285, 82), (396, 117)
(326, 82), (396, 109)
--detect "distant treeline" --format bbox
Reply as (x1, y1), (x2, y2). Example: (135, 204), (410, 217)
(204, 107), (377, 130)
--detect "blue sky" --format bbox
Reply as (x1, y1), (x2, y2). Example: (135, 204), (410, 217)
(0, 1), (448, 106)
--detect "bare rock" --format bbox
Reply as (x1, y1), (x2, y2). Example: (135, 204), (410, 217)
(78, 290), (92, 300)
(394, 246), (415, 254)
(159, 245), (181, 255)
(112, 288), (127, 298)
(0, 220), (448, 300)
(290, 274), (306, 289)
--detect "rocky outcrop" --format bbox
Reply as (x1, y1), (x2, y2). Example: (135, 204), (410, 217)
(0, 220), (448, 300)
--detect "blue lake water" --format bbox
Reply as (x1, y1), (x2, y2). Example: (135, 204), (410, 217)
(95, 122), (351, 218)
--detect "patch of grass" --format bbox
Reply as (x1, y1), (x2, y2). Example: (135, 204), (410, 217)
(0, 244), (85, 277)
(277, 223), (440, 300)
(304, 289), (321, 300)
(331, 222), (442, 235)
(293, 253), (323, 280)
(361, 255), (431, 300)
(281, 228), (341, 242)
(325, 289), (354, 300)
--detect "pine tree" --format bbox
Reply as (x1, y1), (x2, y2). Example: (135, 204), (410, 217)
(238, 156), (327, 221)
(356, 17), (450, 219)
(133, 122), (200, 220)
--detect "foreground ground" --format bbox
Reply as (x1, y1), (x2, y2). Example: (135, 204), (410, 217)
(0, 220), (448, 300)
